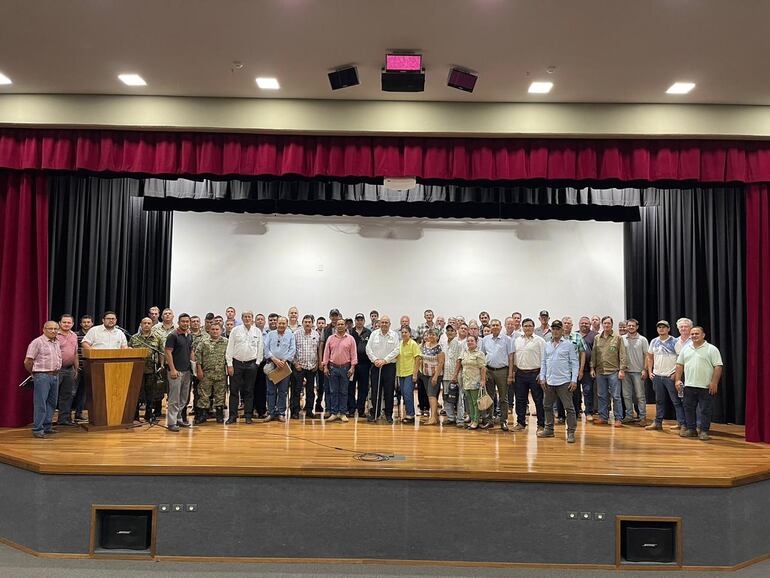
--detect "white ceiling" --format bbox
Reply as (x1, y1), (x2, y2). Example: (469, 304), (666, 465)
(1, 0), (769, 104)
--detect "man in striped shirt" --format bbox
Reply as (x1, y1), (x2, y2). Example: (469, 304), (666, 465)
(24, 321), (63, 438)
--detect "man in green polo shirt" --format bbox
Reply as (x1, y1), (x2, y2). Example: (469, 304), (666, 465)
(674, 326), (723, 441)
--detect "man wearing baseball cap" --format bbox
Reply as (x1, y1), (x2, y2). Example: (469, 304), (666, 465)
(535, 310), (552, 341)
(645, 320), (686, 433)
(537, 319), (579, 443)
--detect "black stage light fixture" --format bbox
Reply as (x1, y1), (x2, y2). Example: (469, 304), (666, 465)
(381, 53), (425, 92)
(447, 67), (478, 93)
(328, 66), (359, 91)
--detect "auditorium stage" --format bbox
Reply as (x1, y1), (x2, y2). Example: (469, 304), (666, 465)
(1, 415), (769, 570)
(0, 416), (768, 486)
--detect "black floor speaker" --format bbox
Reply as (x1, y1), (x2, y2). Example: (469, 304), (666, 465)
(622, 521), (677, 563)
(99, 511), (152, 550)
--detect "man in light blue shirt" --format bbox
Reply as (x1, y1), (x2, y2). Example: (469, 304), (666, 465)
(480, 319), (515, 431)
(263, 316), (296, 422)
(538, 320), (579, 443)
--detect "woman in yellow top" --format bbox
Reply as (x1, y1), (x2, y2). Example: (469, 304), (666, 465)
(396, 326), (421, 423)
(452, 334), (487, 430)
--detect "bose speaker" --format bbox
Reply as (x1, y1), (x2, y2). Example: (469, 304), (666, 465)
(328, 67), (359, 91)
(381, 70), (425, 92)
(621, 521), (677, 564)
(99, 511), (152, 551)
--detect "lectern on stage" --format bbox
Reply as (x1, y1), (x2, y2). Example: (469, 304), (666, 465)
(82, 348), (148, 430)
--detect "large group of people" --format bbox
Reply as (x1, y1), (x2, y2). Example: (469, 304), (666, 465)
(23, 305), (723, 444)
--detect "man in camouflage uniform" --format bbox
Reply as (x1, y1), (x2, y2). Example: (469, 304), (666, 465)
(195, 322), (228, 424)
(151, 308), (177, 419)
(130, 317), (163, 423)
(189, 315), (209, 416)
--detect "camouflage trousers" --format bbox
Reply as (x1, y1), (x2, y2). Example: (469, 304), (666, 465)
(141, 372), (164, 402)
(196, 376), (227, 408)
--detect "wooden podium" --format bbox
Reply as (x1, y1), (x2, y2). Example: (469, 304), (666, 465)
(82, 348), (148, 430)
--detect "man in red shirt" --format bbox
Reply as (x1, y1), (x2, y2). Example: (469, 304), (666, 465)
(322, 319), (358, 422)
(24, 321), (63, 438)
(55, 314), (79, 426)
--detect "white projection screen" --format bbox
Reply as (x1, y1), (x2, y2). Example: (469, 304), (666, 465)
(170, 213), (625, 326)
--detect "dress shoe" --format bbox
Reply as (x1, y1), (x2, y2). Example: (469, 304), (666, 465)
(225, 417), (237, 425)
(386, 417), (394, 424)
(245, 417), (253, 424)
(44, 428), (58, 435)
(291, 413), (299, 420)
(366, 414), (376, 423)
(621, 416), (636, 424)
(536, 429), (555, 438)
(501, 421), (509, 432)
(340, 414), (349, 423)
(326, 414), (338, 422)
(178, 421), (192, 428)
(306, 412), (318, 419)
(593, 418), (608, 425)
(645, 422), (663, 430)
(262, 415), (274, 423)
(612, 420), (622, 428)
(680, 428), (698, 438)
(512, 423), (526, 432)
(585, 414), (594, 422)
(167, 424), (180, 432)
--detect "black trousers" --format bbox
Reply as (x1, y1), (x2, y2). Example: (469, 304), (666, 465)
(254, 361), (267, 417)
(56, 366), (76, 423)
(369, 363), (396, 419)
(315, 370), (326, 411)
(348, 362), (371, 414)
(230, 359), (257, 418)
(515, 370), (545, 427)
(416, 372), (429, 412)
(292, 367), (317, 414)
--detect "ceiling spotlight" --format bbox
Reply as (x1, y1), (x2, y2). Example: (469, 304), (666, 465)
(118, 73), (147, 86)
(666, 82), (695, 94)
(528, 81), (553, 94)
(0, 72), (12, 85)
(256, 77), (280, 90)
(447, 68), (478, 93)
(328, 66), (359, 90)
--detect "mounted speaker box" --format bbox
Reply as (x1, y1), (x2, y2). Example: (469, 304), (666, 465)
(381, 70), (425, 92)
(328, 66), (359, 90)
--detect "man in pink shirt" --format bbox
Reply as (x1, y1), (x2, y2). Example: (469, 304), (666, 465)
(24, 321), (63, 438)
(322, 318), (358, 422)
(55, 314), (79, 426)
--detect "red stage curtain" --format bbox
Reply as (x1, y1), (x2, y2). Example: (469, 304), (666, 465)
(2, 128), (770, 182)
(0, 172), (49, 428)
(746, 184), (770, 443)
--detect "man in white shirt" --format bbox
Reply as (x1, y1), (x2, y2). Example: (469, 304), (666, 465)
(224, 310), (263, 424)
(621, 319), (649, 425)
(365, 315), (400, 423)
(512, 318), (546, 433)
(81, 311), (128, 350)
(645, 320), (686, 432)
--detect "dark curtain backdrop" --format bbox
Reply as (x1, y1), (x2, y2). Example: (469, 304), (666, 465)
(48, 176), (173, 331)
(3, 127), (770, 182)
(745, 184), (770, 443)
(0, 172), (48, 428)
(624, 187), (745, 424)
(143, 178), (656, 221)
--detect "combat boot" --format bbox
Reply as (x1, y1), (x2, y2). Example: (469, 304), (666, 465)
(216, 407), (225, 423)
(193, 408), (207, 425)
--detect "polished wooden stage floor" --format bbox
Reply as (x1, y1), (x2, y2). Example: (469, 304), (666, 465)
(2, 407), (769, 487)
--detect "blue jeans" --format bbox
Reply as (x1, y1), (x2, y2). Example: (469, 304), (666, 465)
(622, 371), (646, 419)
(327, 365), (350, 416)
(33, 373), (59, 434)
(596, 372), (623, 421)
(267, 375), (290, 417)
(652, 375), (685, 426)
(399, 376), (415, 417)
(580, 373), (595, 414)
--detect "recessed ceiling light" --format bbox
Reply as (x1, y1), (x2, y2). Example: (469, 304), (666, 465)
(256, 77), (280, 90)
(118, 73), (147, 86)
(0, 72), (12, 85)
(666, 82), (695, 94)
(528, 81), (553, 94)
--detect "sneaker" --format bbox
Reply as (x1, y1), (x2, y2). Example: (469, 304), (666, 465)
(245, 417), (253, 424)
(567, 432), (576, 443)
(340, 414), (349, 423)
(512, 423), (526, 432)
(536, 429), (555, 438)
(669, 424), (682, 430)
(556, 417), (566, 425)
(468, 422), (479, 430)
(679, 425), (689, 436)
(326, 414), (338, 422)
(32, 432), (46, 439)
(536, 426), (545, 435)
(698, 430), (711, 441)
(636, 419), (649, 427)
(680, 428), (697, 438)
(621, 416), (636, 424)
(645, 422), (663, 430)
(44, 428), (58, 435)
(177, 421), (192, 428)
(585, 414), (594, 422)
(167, 424), (180, 432)
(278, 416), (286, 423)
(261, 415), (274, 423)
(402, 416), (415, 423)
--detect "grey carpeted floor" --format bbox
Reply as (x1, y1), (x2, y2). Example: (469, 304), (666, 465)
(1, 544), (768, 577)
